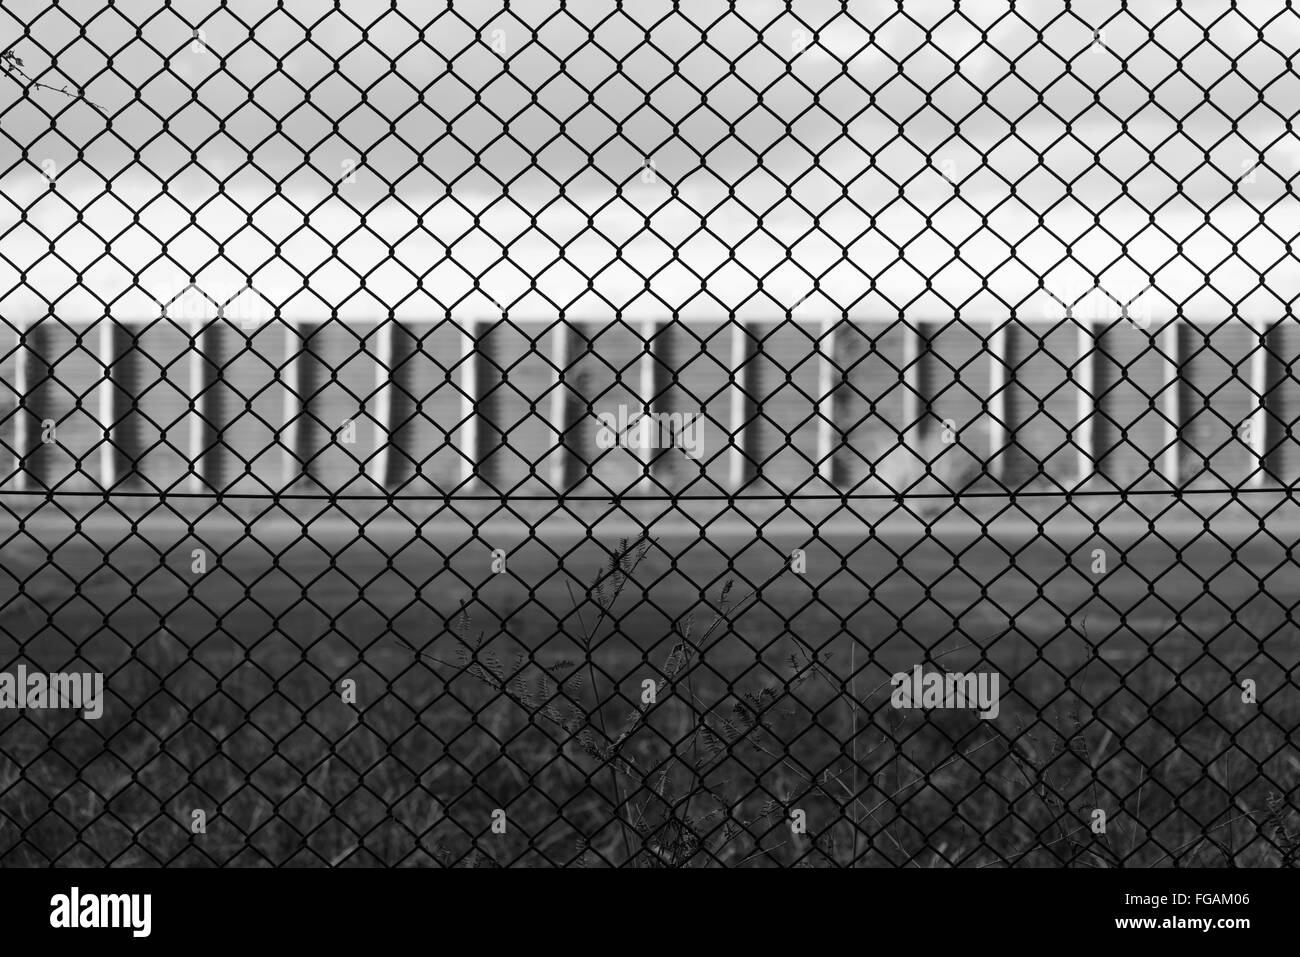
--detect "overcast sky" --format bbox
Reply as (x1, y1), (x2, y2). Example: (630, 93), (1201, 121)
(0, 0), (1295, 323)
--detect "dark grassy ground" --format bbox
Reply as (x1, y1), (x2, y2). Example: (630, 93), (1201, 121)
(1, 497), (1298, 866)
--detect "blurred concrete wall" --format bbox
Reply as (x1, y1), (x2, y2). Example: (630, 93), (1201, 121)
(2, 316), (1296, 497)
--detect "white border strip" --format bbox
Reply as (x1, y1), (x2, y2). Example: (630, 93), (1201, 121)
(1159, 319), (1181, 484)
(550, 321), (576, 490)
(12, 318), (33, 492)
(189, 318), (210, 491)
(1075, 318), (1095, 484)
(816, 317), (839, 484)
(282, 320), (307, 487)
(987, 320), (1010, 476)
(1250, 319), (1271, 486)
(638, 318), (658, 487)
(98, 319), (116, 488)
(371, 319), (396, 487)
(730, 320), (755, 490)
(461, 319), (482, 488)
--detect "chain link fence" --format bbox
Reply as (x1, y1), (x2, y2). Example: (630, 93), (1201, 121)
(0, 1), (1298, 866)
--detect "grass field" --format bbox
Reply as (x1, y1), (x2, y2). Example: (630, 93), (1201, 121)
(1, 496), (1298, 866)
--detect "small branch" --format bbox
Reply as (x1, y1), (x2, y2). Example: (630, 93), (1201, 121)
(2, 46), (108, 119)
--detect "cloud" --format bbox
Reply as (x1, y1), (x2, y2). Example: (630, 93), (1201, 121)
(0, 0), (1293, 320)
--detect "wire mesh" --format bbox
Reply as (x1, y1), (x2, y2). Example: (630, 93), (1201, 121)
(0, 1), (1297, 867)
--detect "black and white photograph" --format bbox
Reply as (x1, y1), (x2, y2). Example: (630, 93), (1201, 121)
(0, 0), (1292, 939)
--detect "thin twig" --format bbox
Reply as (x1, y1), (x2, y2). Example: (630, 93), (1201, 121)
(2, 47), (108, 118)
